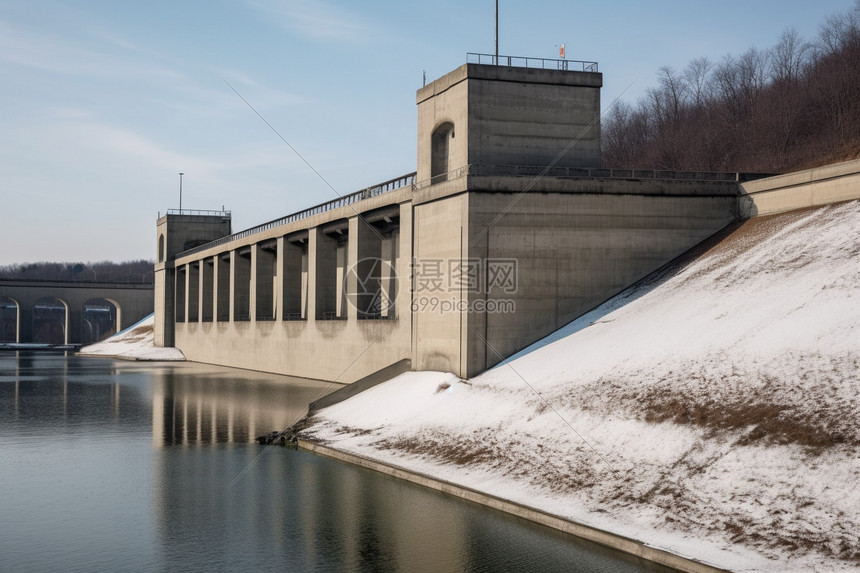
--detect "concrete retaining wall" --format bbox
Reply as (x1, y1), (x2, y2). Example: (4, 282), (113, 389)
(740, 158), (860, 217)
(299, 440), (729, 573)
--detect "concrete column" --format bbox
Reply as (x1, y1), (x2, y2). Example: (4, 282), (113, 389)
(381, 229), (398, 318)
(249, 246), (258, 323)
(275, 237), (285, 321)
(336, 240), (347, 318)
(229, 250), (236, 322)
(185, 264), (191, 323)
(347, 217), (359, 320)
(154, 266), (175, 346)
(307, 229), (318, 321)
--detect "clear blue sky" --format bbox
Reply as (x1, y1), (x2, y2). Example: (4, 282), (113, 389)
(1, 0), (855, 265)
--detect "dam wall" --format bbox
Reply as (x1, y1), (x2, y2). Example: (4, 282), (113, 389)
(160, 173), (739, 381)
(153, 58), (860, 382)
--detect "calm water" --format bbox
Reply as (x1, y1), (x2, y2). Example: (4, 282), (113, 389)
(0, 352), (674, 573)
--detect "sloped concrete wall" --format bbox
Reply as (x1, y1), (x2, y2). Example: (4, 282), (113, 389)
(740, 158), (860, 216)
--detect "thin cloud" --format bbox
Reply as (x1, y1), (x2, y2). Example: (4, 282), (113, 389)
(247, 0), (379, 43)
(0, 18), (182, 81)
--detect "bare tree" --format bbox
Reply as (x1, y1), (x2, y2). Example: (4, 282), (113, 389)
(770, 28), (813, 86)
(683, 57), (715, 108)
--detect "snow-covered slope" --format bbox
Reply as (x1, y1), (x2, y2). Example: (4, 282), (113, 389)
(305, 200), (860, 571)
(79, 314), (185, 361)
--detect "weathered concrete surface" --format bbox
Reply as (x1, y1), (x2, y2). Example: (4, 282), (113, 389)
(155, 212), (232, 347)
(416, 63), (602, 184)
(463, 190), (738, 375)
(739, 157), (860, 216)
(299, 440), (728, 573)
(170, 200), (413, 383)
(152, 55), (857, 383)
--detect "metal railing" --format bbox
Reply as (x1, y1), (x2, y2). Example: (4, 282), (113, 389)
(177, 172), (415, 258)
(413, 165), (470, 190)
(468, 164), (774, 182)
(415, 164), (773, 187)
(162, 208), (231, 218)
(467, 52), (598, 72)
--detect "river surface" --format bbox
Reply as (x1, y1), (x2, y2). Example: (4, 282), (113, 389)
(0, 352), (674, 572)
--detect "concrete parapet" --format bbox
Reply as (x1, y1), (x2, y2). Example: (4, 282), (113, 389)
(739, 158), (860, 216)
(299, 440), (729, 573)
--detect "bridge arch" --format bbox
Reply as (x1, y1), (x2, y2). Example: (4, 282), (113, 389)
(82, 298), (121, 345)
(0, 296), (19, 343)
(33, 297), (70, 345)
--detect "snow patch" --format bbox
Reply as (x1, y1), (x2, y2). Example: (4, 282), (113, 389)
(78, 314), (185, 361)
(305, 201), (860, 571)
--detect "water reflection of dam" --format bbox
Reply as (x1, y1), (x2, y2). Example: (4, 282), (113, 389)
(151, 365), (334, 448)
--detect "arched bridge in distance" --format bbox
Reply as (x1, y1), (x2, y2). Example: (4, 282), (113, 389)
(0, 279), (153, 347)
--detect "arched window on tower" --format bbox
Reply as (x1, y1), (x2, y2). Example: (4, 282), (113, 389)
(158, 233), (165, 263)
(431, 122), (455, 182)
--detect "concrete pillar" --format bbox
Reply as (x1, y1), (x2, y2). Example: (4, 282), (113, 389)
(381, 228), (398, 318)
(301, 247), (309, 319)
(275, 237), (285, 321)
(249, 247), (258, 323)
(336, 239), (347, 318)
(154, 266), (175, 347)
(347, 217), (360, 320)
(229, 250), (236, 322)
(307, 229), (318, 321)
(175, 266), (187, 323)
(114, 303), (123, 333)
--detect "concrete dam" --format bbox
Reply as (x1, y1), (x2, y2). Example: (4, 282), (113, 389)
(154, 56), (860, 383)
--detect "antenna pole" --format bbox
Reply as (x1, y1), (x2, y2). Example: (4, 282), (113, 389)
(179, 172), (184, 213)
(494, 0), (499, 64)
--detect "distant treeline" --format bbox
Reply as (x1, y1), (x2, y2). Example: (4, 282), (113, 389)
(602, 1), (860, 173)
(0, 260), (154, 284)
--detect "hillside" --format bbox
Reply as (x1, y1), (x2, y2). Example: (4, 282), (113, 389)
(602, 2), (860, 173)
(303, 200), (860, 571)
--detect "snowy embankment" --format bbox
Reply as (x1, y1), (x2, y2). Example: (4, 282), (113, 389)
(78, 314), (185, 361)
(304, 200), (860, 572)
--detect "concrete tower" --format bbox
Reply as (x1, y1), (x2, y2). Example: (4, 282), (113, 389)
(154, 211), (231, 347)
(416, 62), (603, 185)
